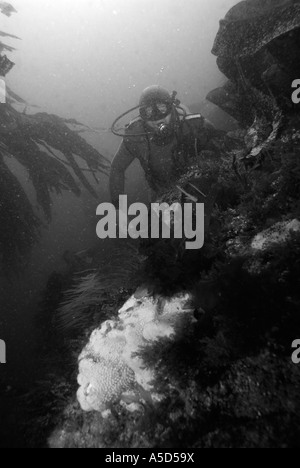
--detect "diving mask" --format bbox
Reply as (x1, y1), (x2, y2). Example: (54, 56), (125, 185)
(140, 101), (172, 122)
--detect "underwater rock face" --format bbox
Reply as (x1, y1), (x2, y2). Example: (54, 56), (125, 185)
(77, 291), (195, 413)
(209, 0), (300, 122)
(212, 0), (300, 60)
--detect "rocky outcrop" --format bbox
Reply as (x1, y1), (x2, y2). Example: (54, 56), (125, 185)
(212, 0), (300, 61)
(208, 0), (300, 125)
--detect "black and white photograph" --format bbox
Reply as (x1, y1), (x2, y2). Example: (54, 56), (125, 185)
(0, 0), (300, 450)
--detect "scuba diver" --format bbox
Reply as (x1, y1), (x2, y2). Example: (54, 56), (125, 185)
(110, 85), (224, 207)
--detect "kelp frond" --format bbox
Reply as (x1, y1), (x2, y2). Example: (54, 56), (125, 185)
(0, 2), (18, 73)
(0, 103), (111, 272)
(0, 1), (17, 17)
(0, 105), (110, 207)
(0, 3), (112, 273)
(0, 30), (20, 53)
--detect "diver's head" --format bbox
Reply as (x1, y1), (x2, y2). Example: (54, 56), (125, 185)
(139, 85), (173, 121)
(139, 85), (176, 143)
(111, 85), (185, 139)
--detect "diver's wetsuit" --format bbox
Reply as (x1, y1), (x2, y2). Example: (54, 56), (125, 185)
(109, 113), (223, 206)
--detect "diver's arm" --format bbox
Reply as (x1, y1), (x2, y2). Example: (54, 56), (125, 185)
(109, 140), (136, 207)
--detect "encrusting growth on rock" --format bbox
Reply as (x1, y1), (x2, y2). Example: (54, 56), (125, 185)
(77, 291), (195, 413)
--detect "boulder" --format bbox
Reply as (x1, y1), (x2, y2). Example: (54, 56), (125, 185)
(209, 0), (300, 121)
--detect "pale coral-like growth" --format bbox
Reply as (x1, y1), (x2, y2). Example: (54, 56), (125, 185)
(251, 219), (300, 251)
(77, 290), (195, 413)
